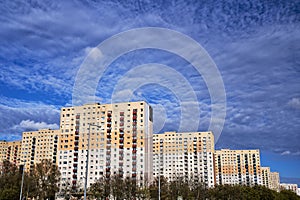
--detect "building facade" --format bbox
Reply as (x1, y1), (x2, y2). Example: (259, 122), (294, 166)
(58, 101), (153, 190)
(0, 140), (22, 166)
(20, 129), (60, 172)
(153, 131), (215, 187)
(214, 149), (261, 186)
(261, 167), (271, 188)
(269, 172), (280, 192)
(280, 183), (298, 193)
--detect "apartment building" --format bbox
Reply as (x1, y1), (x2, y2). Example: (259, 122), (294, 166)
(58, 101), (153, 190)
(20, 129), (60, 172)
(261, 167), (271, 188)
(280, 183), (298, 193)
(269, 172), (280, 192)
(0, 140), (22, 165)
(153, 131), (215, 187)
(214, 149), (261, 186)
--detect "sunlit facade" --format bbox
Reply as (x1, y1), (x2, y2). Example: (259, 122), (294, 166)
(153, 131), (215, 187)
(214, 149), (262, 186)
(58, 101), (153, 190)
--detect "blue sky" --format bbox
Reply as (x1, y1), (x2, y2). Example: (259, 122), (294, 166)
(0, 0), (299, 183)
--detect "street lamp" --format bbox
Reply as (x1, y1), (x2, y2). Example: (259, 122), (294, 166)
(154, 153), (161, 200)
(19, 161), (25, 200)
(84, 123), (101, 200)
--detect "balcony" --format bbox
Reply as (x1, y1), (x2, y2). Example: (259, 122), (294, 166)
(74, 141), (79, 146)
(107, 129), (111, 133)
(107, 134), (111, 139)
(107, 113), (112, 117)
(75, 131), (79, 135)
(72, 180), (77, 184)
(132, 122), (137, 126)
(107, 124), (111, 127)
(73, 163), (78, 167)
(119, 139), (124, 143)
(75, 136), (79, 140)
(132, 139), (137, 143)
(132, 150), (137, 154)
(73, 169), (77, 173)
(120, 123), (124, 126)
(119, 156), (123, 160)
(133, 110), (137, 115)
(72, 175), (77, 179)
(119, 128), (124, 132)
(74, 147), (79, 151)
(132, 116), (137, 120)
(75, 126), (79, 130)
(107, 118), (111, 122)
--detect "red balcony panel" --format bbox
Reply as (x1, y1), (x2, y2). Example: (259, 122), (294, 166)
(73, 175), (77, 179)
(119, 139), (124, 143)
(133, 139), (137, 143)
(107, 118), (111, 122)
(132, 173), (136, 177)
(107, 129), (111, 133)
(74, 141), (79, 146)
(76, 115), (80, 119)
(119, 128), (124, 132)
(74, 147), (79, 151)
(119, 156), (123, 160)
(73, 169), (77, 173)
(133, 116), (137, 120)
(120, 123), (124, 126)
(107, 124), (111, 127)
(75, 131), (79, 135)
(107, 113), (112, 117)
(133, 110), (137, 114)
(132, 156), (137, 160)
(72, 180), (77, 184)
(132, 144), (137, 148)
(132, 150), (137, 154)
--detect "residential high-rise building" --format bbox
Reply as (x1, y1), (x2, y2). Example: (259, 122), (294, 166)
(153, 131), (215, 187)
(269, 172), (280, 192)
(0, 140), (22, 166)
(280, 183), (298, 193)
(58, 101), (153, 190)
(20, 129), (60, 172)
(261, 167), (271, 188)
(214, 149), (261, 186)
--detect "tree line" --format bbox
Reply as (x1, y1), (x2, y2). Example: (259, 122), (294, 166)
(1, 159), (299, 200)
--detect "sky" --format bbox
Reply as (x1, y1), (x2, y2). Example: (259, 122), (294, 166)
(0, 0), (299, 183)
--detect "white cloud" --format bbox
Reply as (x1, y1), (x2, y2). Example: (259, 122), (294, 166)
(288, 98), (300, 109)
(281, 150), (291, 155)
(17, 120), (59, 131)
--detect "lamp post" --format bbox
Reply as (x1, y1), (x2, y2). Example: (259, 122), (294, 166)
(19, 161), (25, 200)
(84, 123), (101, 200)
(154, 153), (161, 200)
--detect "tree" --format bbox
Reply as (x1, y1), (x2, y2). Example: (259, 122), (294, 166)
(31, 159), (61, 200)
(89, 176), (108, 200)
(0, 160), (21, 200)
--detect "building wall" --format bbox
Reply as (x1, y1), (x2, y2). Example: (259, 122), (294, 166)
(214, 149), (261, 186)
(0, 140), (22, 166)
(20, 129), (60, 172)
(153, 131), (215, 188)
(269, 172), (280, 192)
(280, 183), (298, 193)
(58, 101), (153, 190)
(261, 167), (270, 188)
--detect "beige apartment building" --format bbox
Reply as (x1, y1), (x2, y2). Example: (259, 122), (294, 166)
(269, 172), (280, 191)
(0, 140), (22, 166)
(20, 129), (60, 172)
(214, 149), (262, 186)
(153, 131), (215, 187)
(58, 101), (153, 190)
(261, 167), (271, 188)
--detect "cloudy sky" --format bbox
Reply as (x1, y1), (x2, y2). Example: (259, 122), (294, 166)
(0, 0), (299, 182)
